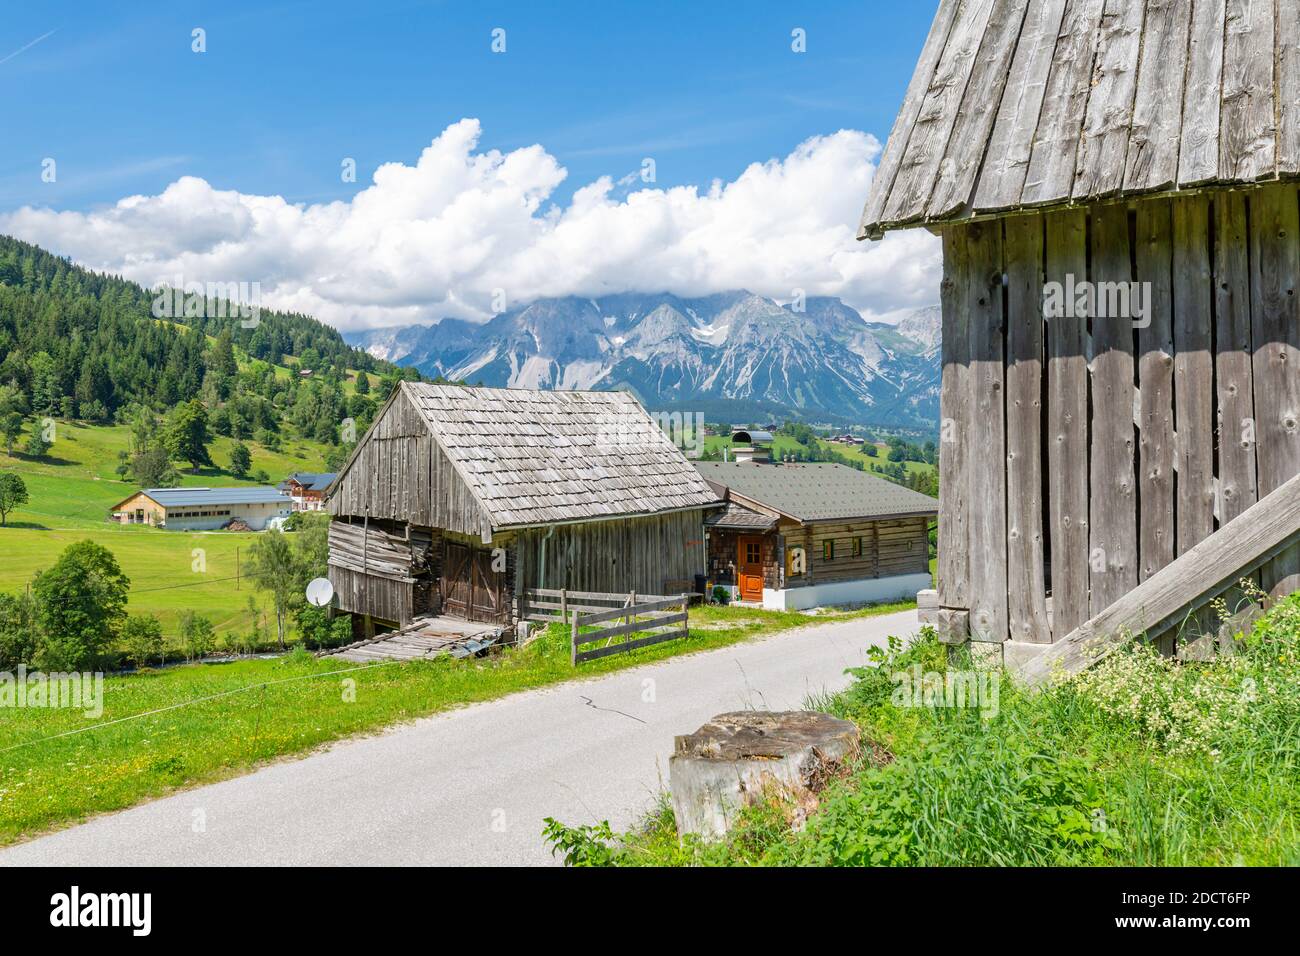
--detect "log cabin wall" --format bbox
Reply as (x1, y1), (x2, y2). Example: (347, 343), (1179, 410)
(940, 184), (1300, 644)
(797, 517), (931, 587)
(513, 510), (707, 597)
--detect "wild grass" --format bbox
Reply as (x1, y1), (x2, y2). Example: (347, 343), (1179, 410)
(545, 592), (1300, 867)
(0, 600), (909, 846)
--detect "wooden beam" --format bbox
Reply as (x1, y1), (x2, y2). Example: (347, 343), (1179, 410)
(938, 228), (971, 610)
(1044, 208), (1090, 638)
(1004, 214), (1051, 642)
(965, 220), (1008, 642)
(1015, 470), (1300, 686)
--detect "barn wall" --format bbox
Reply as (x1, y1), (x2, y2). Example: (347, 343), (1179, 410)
(326, 387), (489, 538)
(514, 510), (708, 596)
(940, 184), (1300, 644)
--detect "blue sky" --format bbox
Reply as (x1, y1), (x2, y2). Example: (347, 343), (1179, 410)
(2, 0), (933, 210)
(0, 1), (944, 329)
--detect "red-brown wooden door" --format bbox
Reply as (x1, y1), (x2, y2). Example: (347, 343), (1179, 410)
(441, 541), (507, 623)
(737, 536), (765, 601)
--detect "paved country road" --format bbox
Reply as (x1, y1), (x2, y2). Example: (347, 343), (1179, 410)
(0, 610), (917, 866)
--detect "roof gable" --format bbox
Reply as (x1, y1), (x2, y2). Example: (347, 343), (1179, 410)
(861, 0), (1300, 237)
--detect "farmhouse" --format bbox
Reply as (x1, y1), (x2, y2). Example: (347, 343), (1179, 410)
(861, 0), (1300, 675)
(697, 458), (936, 610)
(108, 487), (292, 530)
(278, 472), (336, 511)
(324, 382), (721, 632)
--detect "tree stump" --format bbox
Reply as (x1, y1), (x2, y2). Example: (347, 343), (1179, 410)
(669, 711), (859, 840)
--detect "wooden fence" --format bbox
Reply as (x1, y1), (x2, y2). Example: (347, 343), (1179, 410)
(517, 588), (694, 664)
(569, 594), (692, 665)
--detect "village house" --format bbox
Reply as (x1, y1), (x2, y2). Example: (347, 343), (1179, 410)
(107, 487), (292, 530)
(861, 0), (1300, 674)
(696, 432), (936, 610)
(278, 472), (337, 511)
(324, 382), (721, 633)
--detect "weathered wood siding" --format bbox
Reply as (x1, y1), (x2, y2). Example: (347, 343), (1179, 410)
(939, 184), (1300, 641)
(326, 387), (490, 539)
(514, 510), (707, 598)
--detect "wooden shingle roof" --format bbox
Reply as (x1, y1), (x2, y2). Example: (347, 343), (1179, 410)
(401, 383), (720, 529)
(860, 0), (1300, 238)
(694, 462), (938, 523)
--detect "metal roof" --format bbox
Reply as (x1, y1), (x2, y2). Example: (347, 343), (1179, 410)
(131, 487), (290, 508)
(281, 472), (337, 491)
(861, 0), (1300, 238)
(694, 462), (937, 523)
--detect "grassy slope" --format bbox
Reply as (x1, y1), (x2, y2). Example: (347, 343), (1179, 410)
(0, 358), (363, 636)
(0, 601), (911, 846)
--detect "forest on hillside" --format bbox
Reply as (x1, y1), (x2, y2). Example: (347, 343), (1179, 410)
(0, 235), (423, 480)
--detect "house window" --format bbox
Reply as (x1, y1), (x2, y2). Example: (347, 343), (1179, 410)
(852, 536), (863, 557)
(823, 540), (834, 561)
(745, 541), (761, 564)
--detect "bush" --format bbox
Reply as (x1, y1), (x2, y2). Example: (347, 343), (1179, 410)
(122, 613), (164, 669)
(32, 539), (129, 669)
(0, 591), (37, 669)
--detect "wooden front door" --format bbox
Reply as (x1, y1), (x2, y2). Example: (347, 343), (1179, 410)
(737, 535), (765, 601)
(441, 541), (507, 623)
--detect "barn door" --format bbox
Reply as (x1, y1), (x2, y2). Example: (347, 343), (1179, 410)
(441, 542), (472, 619)
(441, 541), (507, 623)
(470, 549), (507, 624)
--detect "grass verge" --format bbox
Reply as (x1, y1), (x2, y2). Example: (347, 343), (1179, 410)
(0, 600), (910, 846)
(545, 593), (1300, 866)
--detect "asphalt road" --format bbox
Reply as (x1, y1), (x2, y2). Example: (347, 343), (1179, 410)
(0, 609), (916, 866)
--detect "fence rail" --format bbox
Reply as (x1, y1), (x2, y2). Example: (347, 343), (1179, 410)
(516, 588), (694, 664)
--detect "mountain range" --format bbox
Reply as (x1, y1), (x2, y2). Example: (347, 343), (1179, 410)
(344, 292), (940, 427)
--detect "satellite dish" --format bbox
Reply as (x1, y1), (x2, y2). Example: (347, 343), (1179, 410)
(305, 577), (334, 607)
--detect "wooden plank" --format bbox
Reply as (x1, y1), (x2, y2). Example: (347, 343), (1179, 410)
(965, 220), (1008, 641)
(1213, 189), (1258, 524)
(1219, 0), (1275, 182)
(1249, 183), (1300, 597)
(1135, 198), (1176, 580)
(1171, 195), (1217, 553)
(1044, 208), (1090, 638)
(973, 0), (1070, 211)
(575, 629), (690, 663)
(859, 0), (963, 234)
(1004, 214), (1051, 643)
(938, 227), (971, 609)
(1021, 0), (1106, 205)
(926, 0), (1033, 219)
(881, 0), (998, 226)
(1016, 470), (1300, 686)
(1279, 0), (1300, 175)
(1177, 0), (1226, 186)
(1122, 0), (1193, 192)
(1088, 202), (1138, 615)
(577, 596), (689, 625)
(1072, 0), (1148, 200)
(574, 612), (689, 645)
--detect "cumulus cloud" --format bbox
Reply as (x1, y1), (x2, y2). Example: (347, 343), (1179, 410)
(0, 119), (940, 331)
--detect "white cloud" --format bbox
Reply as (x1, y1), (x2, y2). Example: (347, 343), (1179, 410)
(0, 118), (940, 331)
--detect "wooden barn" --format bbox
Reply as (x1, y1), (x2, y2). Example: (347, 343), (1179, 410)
(325, 382), (720, 635)
(861, 0), (1300, 676)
